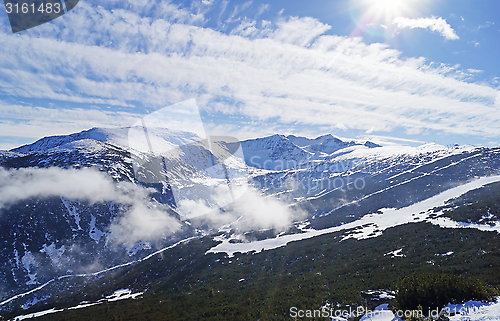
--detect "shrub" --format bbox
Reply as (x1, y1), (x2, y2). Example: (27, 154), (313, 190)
(395, 273), (498, 314)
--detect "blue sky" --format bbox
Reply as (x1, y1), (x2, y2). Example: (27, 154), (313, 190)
(0, 0), (499, 149)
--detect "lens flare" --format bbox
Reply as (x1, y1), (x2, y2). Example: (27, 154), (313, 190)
(367, 0), (410, 18)
(349, 0), (425, 38)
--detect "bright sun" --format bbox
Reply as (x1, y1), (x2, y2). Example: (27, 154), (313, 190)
(349, 0), (425, 37)
(363, 0), (417, 20)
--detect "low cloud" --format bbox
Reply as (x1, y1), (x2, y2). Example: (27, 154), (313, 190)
(393, 17), (459, 40)
(0, 167), (181, 244)
(178, 184), (306, 232)
(109, 202), (181, 245)
(0, 166), (303, 244)
(230, 187), (305, 231)
(0, 167), (139, 206)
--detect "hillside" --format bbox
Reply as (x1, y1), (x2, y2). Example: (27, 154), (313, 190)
(0, 127), (499, 320)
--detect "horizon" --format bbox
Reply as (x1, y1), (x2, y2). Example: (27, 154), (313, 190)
(4, 124), (484, 152)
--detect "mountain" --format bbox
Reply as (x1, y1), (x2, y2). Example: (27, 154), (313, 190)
(288, 134), (360, 155)
(1, 128), (500, 320)
(240, 134), (313, 170)
(0, 138), (196, 307)
(11, 128), (381, 169)
(11, 127), (202, 153)
(240, 133), (380, 170)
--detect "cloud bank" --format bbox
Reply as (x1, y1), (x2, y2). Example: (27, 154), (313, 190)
(393, 17), (459, 40)
(0, 166), (302, 243)
(0, 167), (181, 244)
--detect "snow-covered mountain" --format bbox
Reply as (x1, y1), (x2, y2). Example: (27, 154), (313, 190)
(1, 127), (500, 319)
(287, 133), (379, 155)
(241, 133), (380, 170)
(11, 127), (381, 170)
(241, 134), (314, 170)
(11, 127), (202, 154)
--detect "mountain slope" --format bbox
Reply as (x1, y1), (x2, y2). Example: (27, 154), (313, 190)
(1, 128), (500, 320)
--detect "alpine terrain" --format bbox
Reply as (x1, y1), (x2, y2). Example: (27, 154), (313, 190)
(0, 127), (499, 320)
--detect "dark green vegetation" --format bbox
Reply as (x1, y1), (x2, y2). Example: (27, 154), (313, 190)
(7, 221), (500, 321)
(396, 273), (498, 313)
(438, 181), (500, 225)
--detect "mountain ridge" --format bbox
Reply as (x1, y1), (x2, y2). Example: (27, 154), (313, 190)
(9, 127), (382, 172)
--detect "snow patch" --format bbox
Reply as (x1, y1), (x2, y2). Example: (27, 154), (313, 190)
(60, 198), (82, 231)
(207, 176), (500, 257)
(21, 251), (38, 285)
(89, 214), (105, 243)
(40, 243), (66, 267)
(11, 289), (143, 320)
(106, 288), (144, 302)
(447, 298), (500, 320)
(436, 251), (454, 256)
(384, 248), (405, 258)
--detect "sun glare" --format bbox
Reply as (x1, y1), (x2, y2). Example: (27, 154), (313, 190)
(348, 0), (425, 37)
(363, 0), (417, 21)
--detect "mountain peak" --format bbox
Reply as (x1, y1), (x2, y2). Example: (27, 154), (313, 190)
(11, 127), (130, 153)
(364, 141), (382, 148)
(10, 127), (202, 153)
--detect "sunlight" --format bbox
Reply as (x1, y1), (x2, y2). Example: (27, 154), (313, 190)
(348, 0), (426, 38)
(363, 0), (417, 20)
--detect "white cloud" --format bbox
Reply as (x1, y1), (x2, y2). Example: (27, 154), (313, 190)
(109, 202), (181, 245)
(366, 22), (387, 30)
(476, 21), (494, 32)
(272, 16), (331, 47)
(0, 101), (138, 143)
(0, 167), (181, 244)
(230, 187), (306, 231)
(178, 184), (306, 231)
(393, 17), (459, 40)
(255, 3), (269, 19)
(0, 166), (303, 243)
(0, 1), (498, 147)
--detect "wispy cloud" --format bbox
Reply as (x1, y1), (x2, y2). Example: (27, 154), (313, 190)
(0, 101), (138, 142)
(0, 1), (498, 148)
(393, 17), (459, 40)
(476, 21), (494, 32)
(272, 16), (331, 46)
